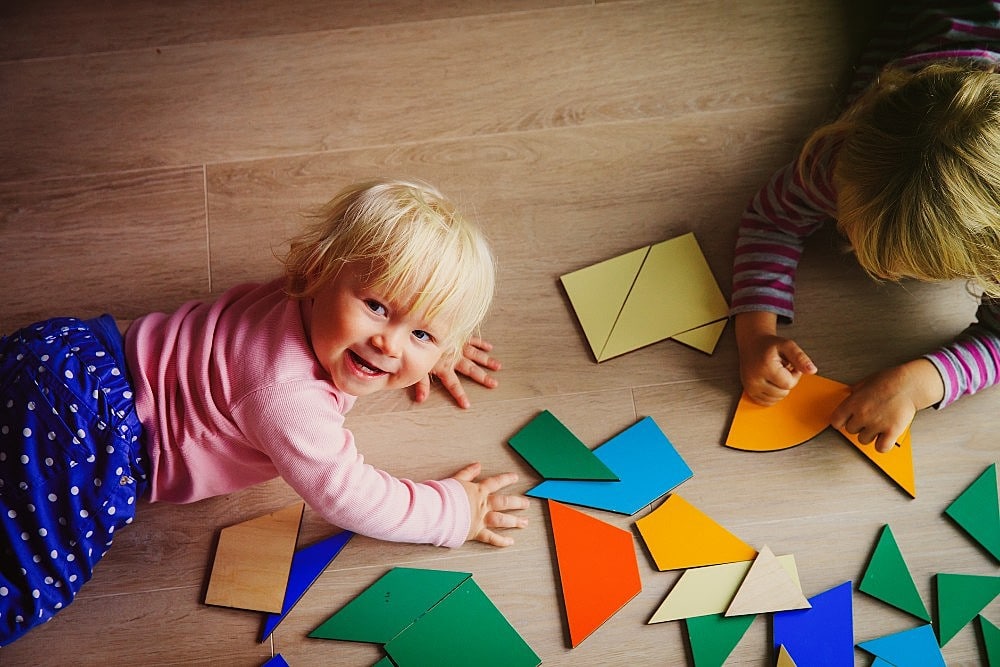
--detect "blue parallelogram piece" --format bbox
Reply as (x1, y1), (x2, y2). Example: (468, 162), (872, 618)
(525, 416), (692, 515)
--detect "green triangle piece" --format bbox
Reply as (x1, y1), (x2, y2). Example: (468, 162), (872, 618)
(560, 246), (649, 362)
(685, 613), (755, 667)
(858, 524), (930, 622)
(384, 577), (540, 667)
(309, 568), (470, 644)
(508, 410), (618, 481)
(936, 573), (1000, 646)
(372, 658), (395, 667)
(945, 463), (1000, 561)
(982, 615), (1000, 667)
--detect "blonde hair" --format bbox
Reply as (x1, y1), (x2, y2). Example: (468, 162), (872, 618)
(284, 179), (495, 358)
(803, 63), (1000, 298)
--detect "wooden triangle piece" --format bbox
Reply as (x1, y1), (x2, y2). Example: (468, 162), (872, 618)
(725, 545), (810, 617)
(205, 502), (304, 613)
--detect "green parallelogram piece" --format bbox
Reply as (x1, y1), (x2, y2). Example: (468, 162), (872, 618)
(384, 577), (540, 667)
(936, 573), (1000, 646)
(508, 410), (618, 481)
(858, 524), (929, 622)
(685, 613), (756, 667)
(309, 568), (470, 644)
(945, 463), (1000, 561)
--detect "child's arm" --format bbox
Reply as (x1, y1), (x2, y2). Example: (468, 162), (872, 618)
(413, 337), (501, 409)
(451, 462), (529, 547)
(735, 311), (817, 405)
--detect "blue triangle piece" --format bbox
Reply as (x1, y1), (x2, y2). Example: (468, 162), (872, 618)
(262, 655), (290, 667)
(857, 624), (945, 666)
(260, 531), (354, 641)
(525, 416), (692, 515)
(773, 581), (854, 666)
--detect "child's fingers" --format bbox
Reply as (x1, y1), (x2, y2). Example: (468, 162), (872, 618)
(478, 471), (520, 494)
(476, 528), (515, 548)
(485, 510), (529, 530)
(452, 462), (483, 481)
(777, 340), (816, 375)
(435, 368), (471, 409)
(412, 375), (431, 403)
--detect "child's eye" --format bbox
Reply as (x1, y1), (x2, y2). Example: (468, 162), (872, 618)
(412, 329), (435, 343)
(365, 299), (387, 316)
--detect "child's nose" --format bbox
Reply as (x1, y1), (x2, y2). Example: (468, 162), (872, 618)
(372, 328), (404, 357)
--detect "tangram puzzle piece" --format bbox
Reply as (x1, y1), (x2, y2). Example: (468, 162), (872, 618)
(548, 500), (642, 647)
(773, 581), (854, 666)
(725, 545), (810, 617)
(507, 410), (618, 481)
(372, 658), (394, 667)
(776, 644), (798, 667)
(936, 572), (1000, 646)
(686, 613), (755, 667)
(981, 615), (1000, 666)
(310, 567), (539, 666)
(673, 319), (728, 354)
(857, 624), (945, 667)
(527, 416), (692, 515)
(636, 494), (756, 571)
(858, 524), (929, 622)
(560, 232), (729, 361)
(945, 463), (1000, 561)
(725, 373), (916, 497)
(260, 530), (354, 641)
(648, 555), (801, 624)
(205, 502), (304, 613)
(262, 655), (289, 667)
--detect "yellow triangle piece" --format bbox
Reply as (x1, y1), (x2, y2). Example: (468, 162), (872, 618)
(836, 424), (916, 497)
(776, 644), (798, 667)
(204, 502), (304, 613)
(671, 318), (728, 354)
(602, 233), (729, 360)
(648, 555), (801, 623)
(560, 246), (648, 361)
(725, 545), (810, 617)
(636, 494), (757, 571)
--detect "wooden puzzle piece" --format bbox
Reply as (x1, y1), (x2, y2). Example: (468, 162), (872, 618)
(548, 500), (642, 647)
(685, 613), (756, 667)
(507, 410), (618, 481)
(776, 644), (798, 667)
(945, 463), (1000, 561)
(648, 555), (801, 623)
(725, 373), (916, 497)
(671, 319), (728, 354)
(772, 581), (854, 666)
(936, 572), (1000, 646)
(858, 524), (929, 622)
(636, 494), (756, 571)
(856, 624), (945, 667)
(725, 545), (810, 617)
(560, 232), (728, 362)
(260, 530), (354, 641)
(981, 615), (1000, 667)
(204, 502), (304, 613)
(526, 416), (692, 515)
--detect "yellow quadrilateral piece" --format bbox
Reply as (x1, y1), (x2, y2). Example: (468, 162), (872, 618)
(636, 494), (756, 571)
(648, 555), (801, 623)
(725, 545), (810, 617)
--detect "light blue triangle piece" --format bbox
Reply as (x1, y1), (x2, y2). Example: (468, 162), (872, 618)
(857, 624), (945, 666)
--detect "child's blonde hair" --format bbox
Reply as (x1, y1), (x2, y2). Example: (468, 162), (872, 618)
(284, 179), (495, 359)
(803, 63), (1000, 298)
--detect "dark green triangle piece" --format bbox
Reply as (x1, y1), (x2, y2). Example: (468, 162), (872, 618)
(858, 524), (930, 622)
(945, 463), (1000, 561)
(936, 573), (1000, 646)
(982, 615), (1000, 667)
(508, 410), (619, 481)
(686, 613), (756, 667)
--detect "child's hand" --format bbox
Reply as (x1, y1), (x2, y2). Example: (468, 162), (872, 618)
(413, 337), (501, 409)
(453, 462), (529, 547)
(735, 312), (816, 405)
(829, 359), (944, 453)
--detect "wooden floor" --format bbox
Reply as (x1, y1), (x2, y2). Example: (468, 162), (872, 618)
(2, 1), (998, 665)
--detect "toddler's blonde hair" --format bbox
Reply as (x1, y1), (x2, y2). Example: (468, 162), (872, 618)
(804, 63), (1000, 297)
(284, 179), (495, 359)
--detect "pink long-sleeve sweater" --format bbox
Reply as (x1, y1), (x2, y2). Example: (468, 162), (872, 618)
(124, 280), (470, 548)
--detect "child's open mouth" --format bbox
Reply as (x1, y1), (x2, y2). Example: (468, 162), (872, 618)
(348, 350), (387, 376)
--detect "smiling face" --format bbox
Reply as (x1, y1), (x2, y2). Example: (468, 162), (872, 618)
(307, 262), (448, 396)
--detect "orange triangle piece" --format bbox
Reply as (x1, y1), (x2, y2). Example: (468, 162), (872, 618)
(548, 499), (642, 647)
(636, 494), (757, 571)
(835, 424), (916, 498)
(725, 545), (810, 617)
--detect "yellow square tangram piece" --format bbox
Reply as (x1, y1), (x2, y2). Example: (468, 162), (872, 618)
(204, 502), (304, 613)
(560, 233), (729, 361)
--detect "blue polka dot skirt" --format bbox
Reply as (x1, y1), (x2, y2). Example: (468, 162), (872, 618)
(0, 316), (149, 646)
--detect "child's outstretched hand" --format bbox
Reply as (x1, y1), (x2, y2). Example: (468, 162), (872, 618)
(829, 359), (944, 453)
(453, 462), (529, 547)
(735, 312), (817, 405)
(414, 337), (502, 409)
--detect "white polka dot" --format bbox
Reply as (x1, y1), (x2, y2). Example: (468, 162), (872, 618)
(26, 504), (35, 512)
(0, 586), (7, 596)
(105, 445), (115, 454)
(76, 429), (86, 439)
(49, 550), (58, 559)
(32, 555), (41, 564)
(54, 602), (62, 610)
(6, 510), (15, 519)
(20, 455), (29, 465)
(40, 355), (49, 362)
(64, 370), (74, 379)
(38, 528), (47, 537)
(1, 425), (7, 435)
(20, 532), (28, 541)
(22, 427), (31, 437)
(45, 457), (54, 466)
(115, 467), (123, 476)
(44, 577), (53, 585)
(95, 351), (105, 357)
(123, 391), (133, 399)
(32, 590), (40, 599)
(110, 368), (120, 376)
(79, 509), (89, 518)
(71, 486), (79, 496)
(15, 615), (23, 623)
(47, 431), (56, 441)
(66, 554), (75, 562)
(26, 401), (35, 411)
(69, 575), (77, 583)
(108, 506), (116, 516)
(47, 493), (57, 502)
(69, 404), (78, 413)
